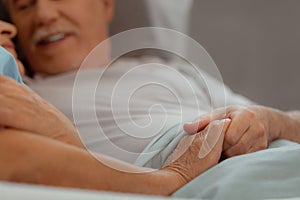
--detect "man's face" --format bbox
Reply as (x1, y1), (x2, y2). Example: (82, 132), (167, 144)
(7, 0), (114, 75)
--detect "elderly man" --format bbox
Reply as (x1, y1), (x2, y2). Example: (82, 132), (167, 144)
(1, 0), (300, 193)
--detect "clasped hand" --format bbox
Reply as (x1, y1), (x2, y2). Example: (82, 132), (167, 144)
(184, 105), (276, 158)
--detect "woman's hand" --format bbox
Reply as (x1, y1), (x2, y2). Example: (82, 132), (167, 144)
(163, 119), (230, 188)
(0, 75), (83, 148)
(184, 105), (280, 158)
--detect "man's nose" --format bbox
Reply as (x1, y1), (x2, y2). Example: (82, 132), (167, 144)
(0, 21), (17, 39)
(34, 0), (59, 27)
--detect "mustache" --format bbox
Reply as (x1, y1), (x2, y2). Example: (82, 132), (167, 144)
(31, 25), (78, 44)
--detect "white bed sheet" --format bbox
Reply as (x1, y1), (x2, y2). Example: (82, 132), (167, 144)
(0, 181), (187, 200)
(1, 140), (300, 200)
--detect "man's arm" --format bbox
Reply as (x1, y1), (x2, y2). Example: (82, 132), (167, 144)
(0, 119), (228, 196)
(276, 110), (300, 143)
(184, 105), (300, 158)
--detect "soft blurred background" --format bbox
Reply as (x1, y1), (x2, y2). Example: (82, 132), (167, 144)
(189, 0), (300, 111)
(1, 0), (299, 110)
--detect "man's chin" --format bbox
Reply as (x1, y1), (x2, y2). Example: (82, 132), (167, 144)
(31, 61), (81, 76)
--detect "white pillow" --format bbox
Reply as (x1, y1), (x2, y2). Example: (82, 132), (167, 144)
(145, 0), (193, 54)
(110, 0), (194, 54)
(145, 0), (193, 33)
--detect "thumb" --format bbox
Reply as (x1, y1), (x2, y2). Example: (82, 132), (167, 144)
(198, 118), (231, 159)
(184, 117), (210, 134)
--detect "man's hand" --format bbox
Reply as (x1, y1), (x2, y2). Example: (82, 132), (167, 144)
(0, 75), (83, 148)
(183, 105), (279, 158)
(163, 119), (230, 186)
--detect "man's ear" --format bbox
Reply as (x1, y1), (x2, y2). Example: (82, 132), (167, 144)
(103, 0), (114, 24)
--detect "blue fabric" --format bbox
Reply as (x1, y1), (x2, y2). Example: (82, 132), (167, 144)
(0, 46), (23, 84)
(134, 123), (186, 168)
(173, 140), (300, 199)
(134, 125), (300, 199)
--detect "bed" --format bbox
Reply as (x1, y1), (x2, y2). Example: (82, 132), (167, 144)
(1, 1), (300, 199)
(1, 139), (300, 200)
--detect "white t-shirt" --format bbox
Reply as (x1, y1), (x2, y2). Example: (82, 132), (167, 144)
(25, 57), (253, 163)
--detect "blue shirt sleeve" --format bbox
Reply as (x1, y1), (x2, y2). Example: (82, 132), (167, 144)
(0, 46), (24, 84)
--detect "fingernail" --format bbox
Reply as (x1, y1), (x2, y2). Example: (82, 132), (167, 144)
(218, 118), (231, 124)
(224, 118), (231, 122)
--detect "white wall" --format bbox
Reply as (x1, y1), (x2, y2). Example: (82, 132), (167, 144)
(111, 0), (300, 110)
(189, 0), (300, 110)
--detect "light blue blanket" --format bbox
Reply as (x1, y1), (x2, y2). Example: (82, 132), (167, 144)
(0, 46), (23, 84)
(135, 124), (300, 199)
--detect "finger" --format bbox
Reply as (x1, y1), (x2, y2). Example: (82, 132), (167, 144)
(0, 95), (37, 130)
(0, 75), (16, 85)
(0, 77), (30, 98)
(223, 130), (254, 157)
(0, 75), (24, 92)
(184, 107), (228, 134)
(183, 118), (210, 134)
(198, 118), (231, 159)
(223, 112), (252, 150)
(0, 89), (47, 132)
(223, 124), (267, 157)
